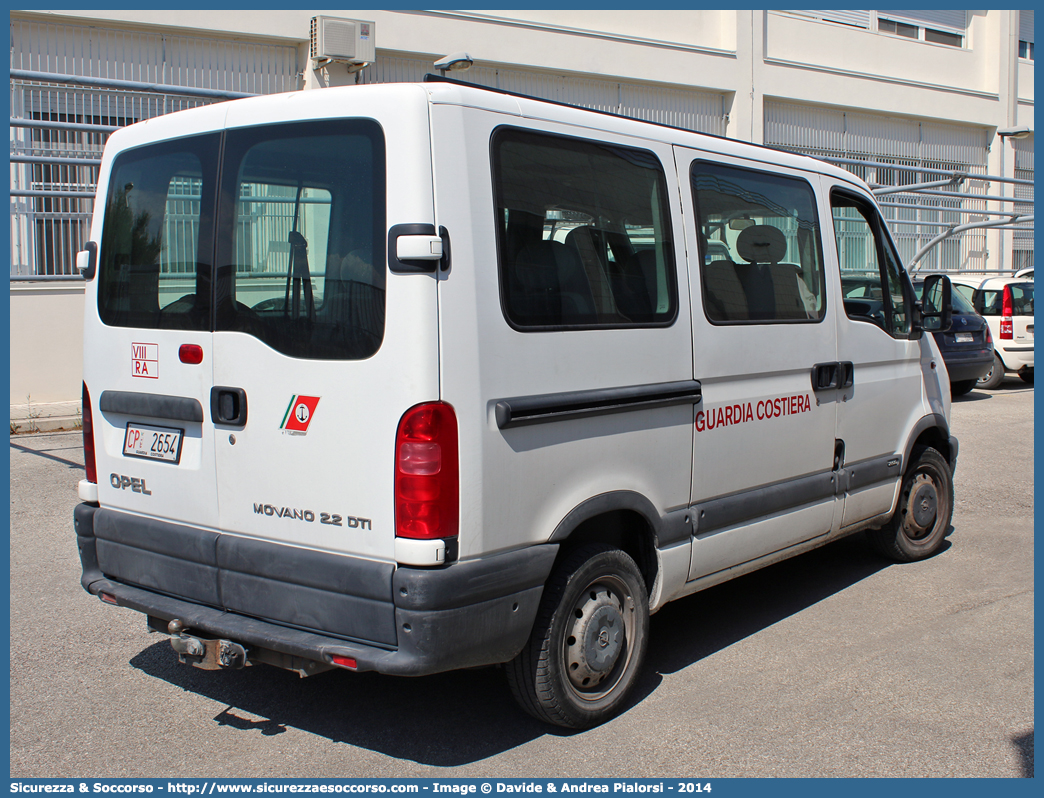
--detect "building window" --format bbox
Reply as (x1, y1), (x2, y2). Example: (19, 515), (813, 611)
(879, 18), (963, 47)
(1019, 10), (1034, 60)
(878, 19), (918, 38)
(923, 27), (963, 47)
(876, 11), (966, 48)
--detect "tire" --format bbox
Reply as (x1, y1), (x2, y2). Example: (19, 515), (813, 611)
(976, 352), (1005, 390)
(506, 544), (649, 729)
(1019, 369), (1033, 385)
(866, 446), (954, 562)
(950, 379), (976, 397)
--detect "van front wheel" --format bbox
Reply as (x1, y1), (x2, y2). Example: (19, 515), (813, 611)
(867, 446), (953, 562)
(506, 545), (649, 729)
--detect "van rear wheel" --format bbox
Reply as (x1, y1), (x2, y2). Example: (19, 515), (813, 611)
(506, 544), (649, 729)
(867, 446), (953, 562)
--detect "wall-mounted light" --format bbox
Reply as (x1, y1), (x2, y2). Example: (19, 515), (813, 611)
(434, 52), (474, 77)
(997, 126), (1032, 140)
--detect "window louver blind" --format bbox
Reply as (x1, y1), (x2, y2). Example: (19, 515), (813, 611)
(1019, 10), (1034, 44)
(788, 10), (872, 28)
(881, 11), (967, 33)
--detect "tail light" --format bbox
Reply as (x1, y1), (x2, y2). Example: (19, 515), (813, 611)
(984, 324), (993, 344)
(395, 402), (458, 540)
(1000, 285), (1014, 339)
(82, 382), (97, 484)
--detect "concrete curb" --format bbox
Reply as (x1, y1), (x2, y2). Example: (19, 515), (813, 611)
(10, 400), (82, 433)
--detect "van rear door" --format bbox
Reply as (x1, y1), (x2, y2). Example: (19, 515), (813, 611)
(209, 91), (439, 564)
(89, 119), (224, 530)
(88, 87), (440, 565)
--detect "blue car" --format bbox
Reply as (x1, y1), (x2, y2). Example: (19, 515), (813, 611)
(914, 279), (994, 396)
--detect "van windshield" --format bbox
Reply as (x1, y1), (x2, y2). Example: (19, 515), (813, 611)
(97, 120), (387, 360)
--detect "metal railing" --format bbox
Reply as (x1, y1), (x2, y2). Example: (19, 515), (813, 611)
(10, 13), (300, 281)
(10, 79), (1034, 280)
(9, 71), (238, 279)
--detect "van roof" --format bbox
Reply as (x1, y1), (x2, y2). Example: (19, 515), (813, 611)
(421, 74), (864, 188)
(104, 77), (866, 192)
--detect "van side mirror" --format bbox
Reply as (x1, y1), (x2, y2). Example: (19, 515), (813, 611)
(919, 274), (953, 333)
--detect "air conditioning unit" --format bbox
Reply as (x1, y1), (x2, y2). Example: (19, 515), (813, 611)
(310, 16), (375, 68)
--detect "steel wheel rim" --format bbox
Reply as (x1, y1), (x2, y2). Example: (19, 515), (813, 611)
(903, 473), (938, 540)
(901, 463), (949, 544)
(561, 573), (636, 703)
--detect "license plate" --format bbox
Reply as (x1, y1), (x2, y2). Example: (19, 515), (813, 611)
(954, 333), (973, 343)
(123, 423), (184, 464)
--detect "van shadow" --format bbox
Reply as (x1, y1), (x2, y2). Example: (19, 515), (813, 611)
(130, 642), (549, 765)
(1011, 728), (1034, 778)
(129, 533), (907, 766)
(640, 533), (898, 680)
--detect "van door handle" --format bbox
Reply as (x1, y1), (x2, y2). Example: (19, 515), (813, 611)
(211, 387), (248, 427)
(812, 363), (839, 391)
(389, 223), (439, 273)
(838, 361), (854, 388)
(811, 362), (854, 392)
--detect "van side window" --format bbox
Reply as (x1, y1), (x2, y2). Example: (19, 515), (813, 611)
(492, 128), (677, 329)
(690, 162), (825, 324)
(214, 120), (386, 360)
(98, 135), (219, 330)
(831, 191), (911, 338)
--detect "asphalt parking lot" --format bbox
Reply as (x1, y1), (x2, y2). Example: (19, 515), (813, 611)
(8, 380), (1033, 778)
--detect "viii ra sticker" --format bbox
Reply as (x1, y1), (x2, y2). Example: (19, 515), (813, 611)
(281, 395), (320, 434)
(131, 342), (159, 379)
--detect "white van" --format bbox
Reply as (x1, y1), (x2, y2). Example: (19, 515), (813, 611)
(74, 78), (957, 729)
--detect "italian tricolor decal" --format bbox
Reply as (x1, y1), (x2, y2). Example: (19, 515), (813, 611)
(281, 395), (321, 434)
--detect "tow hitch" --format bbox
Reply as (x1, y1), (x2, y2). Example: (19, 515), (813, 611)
(166, 618), (248, 670)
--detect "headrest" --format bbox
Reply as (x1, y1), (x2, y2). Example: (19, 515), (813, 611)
(515, 240), (582, 289)
(736, 225), (787, 265)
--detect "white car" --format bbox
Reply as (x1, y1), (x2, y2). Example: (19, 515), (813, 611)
(949, 275), (1034, 388)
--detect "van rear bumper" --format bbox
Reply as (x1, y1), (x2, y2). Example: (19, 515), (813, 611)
(74, 503), (556, 676)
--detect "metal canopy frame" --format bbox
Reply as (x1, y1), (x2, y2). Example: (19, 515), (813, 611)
(815, 154), (1033, 273)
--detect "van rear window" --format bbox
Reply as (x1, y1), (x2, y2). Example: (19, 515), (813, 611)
(97, 121), (386, 360)
(98, 135), (219, 331)
(215, 121), (386, 360)
(492, 128), (677, 330)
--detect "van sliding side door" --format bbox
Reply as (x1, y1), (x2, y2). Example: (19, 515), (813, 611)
(674, 148), (840, 581)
